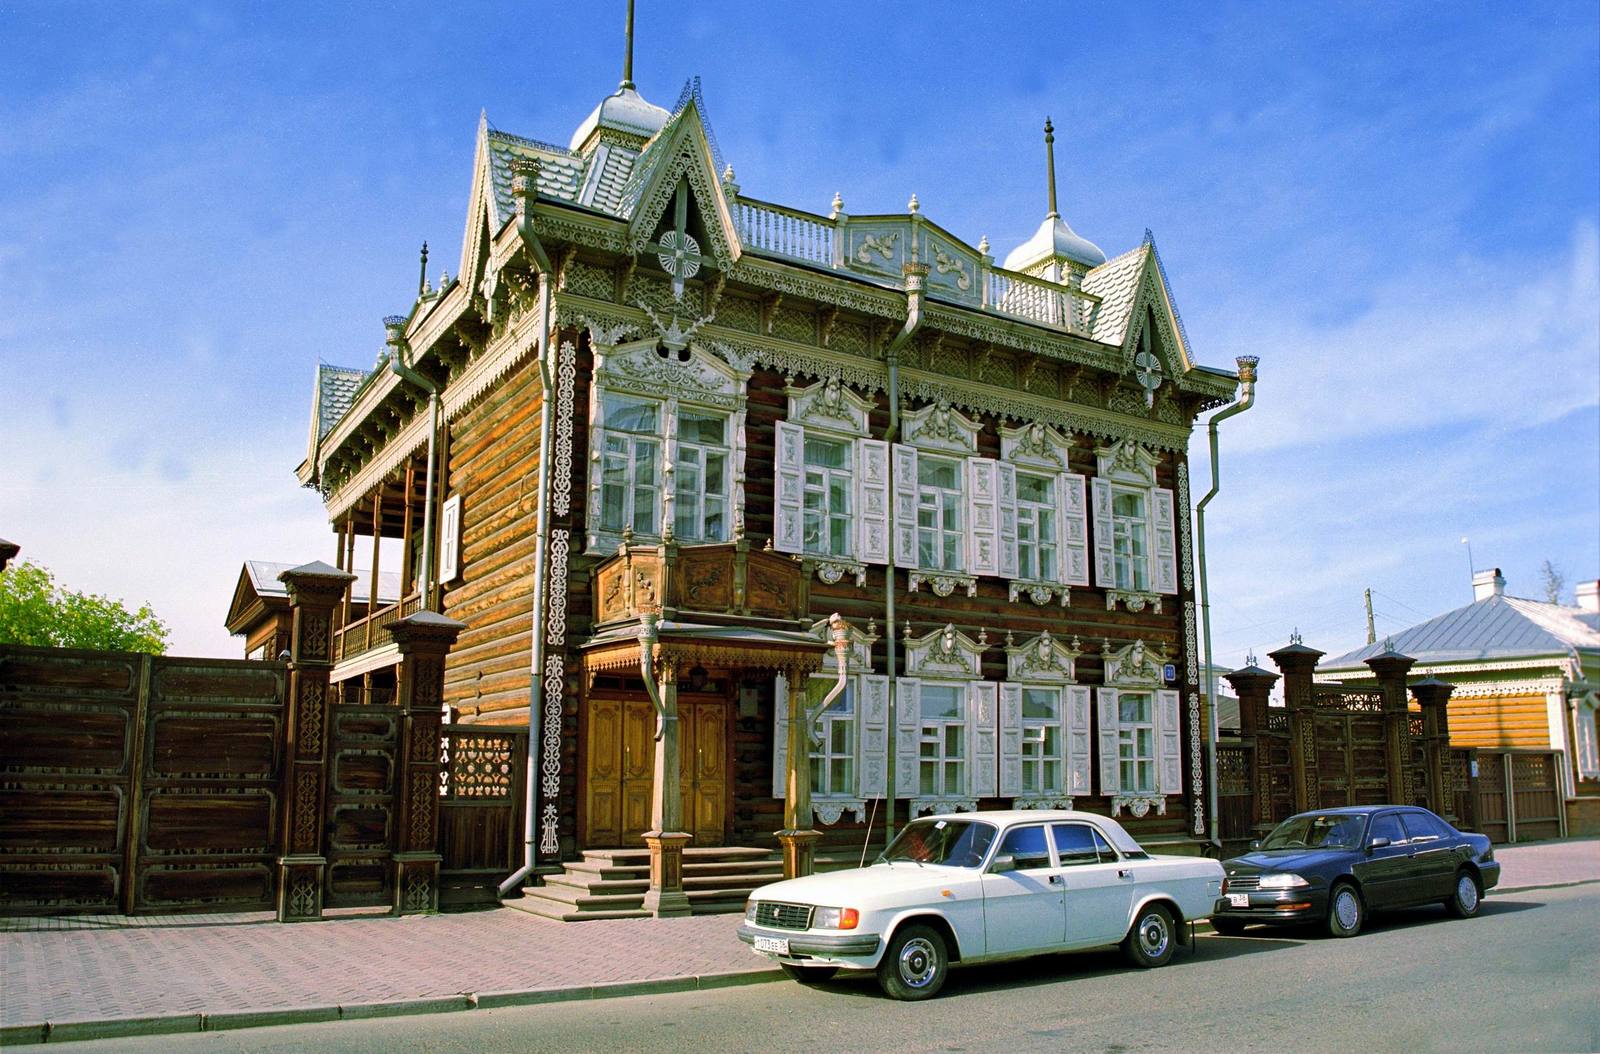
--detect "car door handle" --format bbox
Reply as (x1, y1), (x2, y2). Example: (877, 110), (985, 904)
(1048, 874), (1063, 886)
(1118, 869), (1133, 879)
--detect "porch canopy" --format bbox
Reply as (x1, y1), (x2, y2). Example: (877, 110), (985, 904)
(581, 620), (829, 680)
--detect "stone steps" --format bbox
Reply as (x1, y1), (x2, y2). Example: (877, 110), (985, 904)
(507, 846), (784, 923)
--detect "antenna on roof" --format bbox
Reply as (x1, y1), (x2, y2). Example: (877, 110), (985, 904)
(1044, 117), (1059, 219)
(417, 241), (429, 297)
(620, 0), (637, 90)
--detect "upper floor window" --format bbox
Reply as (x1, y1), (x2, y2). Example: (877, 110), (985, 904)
(600, 396), (662, 537)
(1091, 439), (1178, 602)
(1015, 471), (1059, 583)
(1111, 488), (1149, 592)
(674, 410), (730, 542)
(773, 378), (887, 573)
(916, 456), (964, 572)
(802, 437), (852, 557)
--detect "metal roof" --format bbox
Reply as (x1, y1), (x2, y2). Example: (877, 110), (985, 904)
(1081, 244), (1147, 347)
(315, 364), (368, 440)
(244, 561), (400, 605)
(1322, 594), (1600, 670)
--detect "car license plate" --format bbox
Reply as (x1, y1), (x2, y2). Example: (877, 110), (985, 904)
(1227, 893), (1250, 909)
(753, 935), (790, 956)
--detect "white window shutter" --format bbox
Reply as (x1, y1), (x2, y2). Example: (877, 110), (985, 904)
(965, 457), (1000, 577)
(892, 444), (919, 567)
(894, 677), (920, 799)
(1152, 486), (1178, 595)
(773, 421), (805, 554)
(1097, 687), (1120, 796)
(998, 683), (1022, 797)
(439, 493), (462, 584)
(1066, 685), (1093, 795)
(1090, 478), (1116, 588)
(856, 438), (890, 564)
(1058, 472), (1090, 587)
(1157, 689), (1183, 795)
(969, 681), (998, 798)
(772, 674), (790, 799)
(996, 462), (1019, 579)
(858, 674), (889, 798)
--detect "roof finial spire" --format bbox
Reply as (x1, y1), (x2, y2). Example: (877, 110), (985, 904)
(417, 241), (429, 297)
(1044, 117), (1059, 219)
(620, 0), (637, 90)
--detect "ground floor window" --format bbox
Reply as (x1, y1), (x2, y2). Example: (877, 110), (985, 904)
(1118, 691), (1156, 793)
(1021, 687), (1063, 794)
(918, 683), (966, 796)
(808, 678), (856, 797)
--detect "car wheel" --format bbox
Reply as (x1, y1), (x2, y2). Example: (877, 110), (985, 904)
(875, 924), (948, 1001)
(1122, 903), (1177, 968)
(780, 963), (840, 985)
(1326, 882), (1364, 938)
(1210, 916), (1249, 936)
(1444, 869), (1481, 919)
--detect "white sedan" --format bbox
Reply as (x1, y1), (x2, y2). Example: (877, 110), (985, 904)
(738, 810), (1224, 999)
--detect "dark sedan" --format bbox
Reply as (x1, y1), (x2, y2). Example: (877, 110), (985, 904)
(1213, 805), (1500, 937)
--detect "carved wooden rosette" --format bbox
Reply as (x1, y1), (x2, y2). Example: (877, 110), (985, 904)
(1269, 643), (1324, 814)
(276, 561), (355, 922)
(387, 610), (465, 916)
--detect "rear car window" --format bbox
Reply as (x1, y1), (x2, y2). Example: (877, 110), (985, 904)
(1400, 811), (1449, 842)
(1369, 813), (1406, 845)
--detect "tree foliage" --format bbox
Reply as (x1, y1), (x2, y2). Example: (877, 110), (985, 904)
(1539, 559), (1567, 605)
(0, 562), (170, 653)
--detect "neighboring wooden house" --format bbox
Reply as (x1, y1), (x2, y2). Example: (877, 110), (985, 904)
(1321, 570), (1600, 832)
(291, 39), (1247, 902)
(225, 560), (399, 665)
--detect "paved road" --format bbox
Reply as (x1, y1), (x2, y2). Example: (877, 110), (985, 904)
(45, 885), (1599, 1054)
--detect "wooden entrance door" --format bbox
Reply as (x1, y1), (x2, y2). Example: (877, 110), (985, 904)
(584, 696), (727, 847)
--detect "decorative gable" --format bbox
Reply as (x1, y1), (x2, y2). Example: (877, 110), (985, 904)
(902, 401), (981, 454)
(625, 102), (739, 271)
(1103, 638), (1172, 687)
(1000, 420), (1074, 471)
(903, 623), (988, 679)
(1095, 438), (1161, 486)
(786, 376), (873, 437)
(1004, 630), (1082, 684)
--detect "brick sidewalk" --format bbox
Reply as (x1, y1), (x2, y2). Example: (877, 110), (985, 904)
(1491, 836), (1600, 890)
(1, 907), (768, 1029)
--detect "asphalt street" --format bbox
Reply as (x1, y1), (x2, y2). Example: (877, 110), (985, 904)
(44, 884), (1599, 1054)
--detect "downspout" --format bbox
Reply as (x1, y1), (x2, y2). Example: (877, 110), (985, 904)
(638, 611), (667, 740)
(1196, 355), (1258, 849)
(881, 262), (928, 844)
(383, 319), (439, 613)
(500, 159), (558, 898)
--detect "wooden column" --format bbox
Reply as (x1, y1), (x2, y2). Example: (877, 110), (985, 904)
(1270, 641), (1324, 814)
(1411, 677), (1456, 817)
(1225, 663), (1281, 831)
(276, 560), (356, 922)
(642, 663), (691, 918)
(400, 461), (416, 598)
(367, 489), (383, 651)
(1366, 648), (1417, 805)
(387, 609), (464, 915)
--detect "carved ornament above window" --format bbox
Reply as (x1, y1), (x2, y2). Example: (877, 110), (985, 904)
(1103, 638), (1172, 688)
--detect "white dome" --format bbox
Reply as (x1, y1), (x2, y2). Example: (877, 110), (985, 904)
(1003, 213), (1106, 271)
(570, 87), (671, 151)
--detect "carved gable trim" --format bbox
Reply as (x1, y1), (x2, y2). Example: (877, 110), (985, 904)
(1005, 630), (1082, 684)
(1095, 437), (1161, 486)
(787, 376), (874, 437)
(1104, 639), (1172, 688)
(594, 338), (749, 410)
(1000, 420), (1074, 470)
(903, 623), (988, 679)
(625, 104), (739, 270)
(902, 401), (981, 454)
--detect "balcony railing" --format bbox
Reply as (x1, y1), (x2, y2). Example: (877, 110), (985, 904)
(335, 590), (423, 663)
(593, 539), (809, 627)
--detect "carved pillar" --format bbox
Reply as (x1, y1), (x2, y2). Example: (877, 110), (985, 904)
(1411, 676), (1455, 816)
(1269, 641), (1324, 814)
(1225, 663), (1280, 830)
(387, 610), (464, 915)
(276, 561), (356, 922)
(1366, 649), (1417, 805)
(643, 663), (691, 917)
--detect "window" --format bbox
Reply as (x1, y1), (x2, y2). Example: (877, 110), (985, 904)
(995, 825), (1052, 870)
(1051, 823), (1118, 866)
(918, 683), (966, 796)
(1368, 813), (1406, 845)
(1400, 811), (1449, 843)
(1117, 691), (1156, 793)
(600, 396), (661, 536)
(1111, 488), (1148, 592)
(1015, 472), (1058, 582)
(808, 680), (856, 798)
(1577, 700), (1599, 779)
(802, 437), (852, 557)
(916, 457), (964, 572)
(1021, 687), (1063, 794)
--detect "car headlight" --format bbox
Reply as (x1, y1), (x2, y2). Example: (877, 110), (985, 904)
(745, 899), (757, 921)
(1257, 873), (1310, 890)
(812, 906), (860, 930)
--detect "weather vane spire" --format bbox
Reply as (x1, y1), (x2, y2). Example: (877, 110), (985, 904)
(1044, 117), (1059, 219)
(620, 0), (636, 90)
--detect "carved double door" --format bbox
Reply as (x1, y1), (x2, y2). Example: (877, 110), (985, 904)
(584, 694), (728, 848)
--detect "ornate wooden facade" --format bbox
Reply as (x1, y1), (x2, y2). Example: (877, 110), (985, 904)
(294, 54), (1247, 898)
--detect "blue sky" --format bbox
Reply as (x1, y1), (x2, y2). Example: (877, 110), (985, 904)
(2, 1), (1596, 666)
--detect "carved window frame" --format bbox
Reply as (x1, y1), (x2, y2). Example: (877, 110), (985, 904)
(999, 421), (1090, 608)
(894, 402), (983, 598)
(1098, 638), (1183, 818)
(772, 619), (885, 825)
(895, 624), (994, 816)
(1090, 439), (1177, 613)
(1001, 631), (1092, 808)
(772, 377), (883, 587)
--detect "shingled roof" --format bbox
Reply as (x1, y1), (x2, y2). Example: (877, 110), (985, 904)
(1322, 594), (1600, 670)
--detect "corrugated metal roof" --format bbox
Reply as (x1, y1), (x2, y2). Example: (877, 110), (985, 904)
(1323, 594), (1600, 670)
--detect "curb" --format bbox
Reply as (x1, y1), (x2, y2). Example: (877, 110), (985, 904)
(0, 968), (786, 1046)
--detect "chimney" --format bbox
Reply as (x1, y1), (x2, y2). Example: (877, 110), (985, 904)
(1473, 568), (1505, 602)
(1578, 580), (1600, 613)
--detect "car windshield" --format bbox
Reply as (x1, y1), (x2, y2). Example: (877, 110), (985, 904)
(880, 819), (997, 868)
(1260, 814), (1366, 851)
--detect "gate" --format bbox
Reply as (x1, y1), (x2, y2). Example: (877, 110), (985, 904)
(1473, 749), (1565, 843)
(438, 725), (528, 907)
(1312, 709), (1388, 807)
(323, 698), (402, 908)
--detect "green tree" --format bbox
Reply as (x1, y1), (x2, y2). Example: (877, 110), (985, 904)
(0, 562), (169, 653)
(1539, 559), (1567, 605)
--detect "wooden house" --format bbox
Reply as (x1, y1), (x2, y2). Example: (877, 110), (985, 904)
(293, 33), (1246, 914)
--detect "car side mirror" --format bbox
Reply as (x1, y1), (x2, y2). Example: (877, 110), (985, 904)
(989, 854), (1017, 874)
(1367, 837), (1390, 854)
(1249, 840), (1261, 851)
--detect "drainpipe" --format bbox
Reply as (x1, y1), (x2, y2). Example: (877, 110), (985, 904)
(638, 611), (668, 740)
(383, 319), (439, 613)
(881, 262), (928, 844)
(1196, 355), (1258, 849)
(499, 159), (558, 898)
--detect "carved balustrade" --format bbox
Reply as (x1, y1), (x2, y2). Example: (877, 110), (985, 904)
(592, 539), (810, 627)
(334, 591), (422, 662)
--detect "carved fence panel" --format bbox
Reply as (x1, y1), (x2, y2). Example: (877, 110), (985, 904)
(323, 700), (401, 908)
(438, 725), (527, 907)
(1216, 742), (1254, 843)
